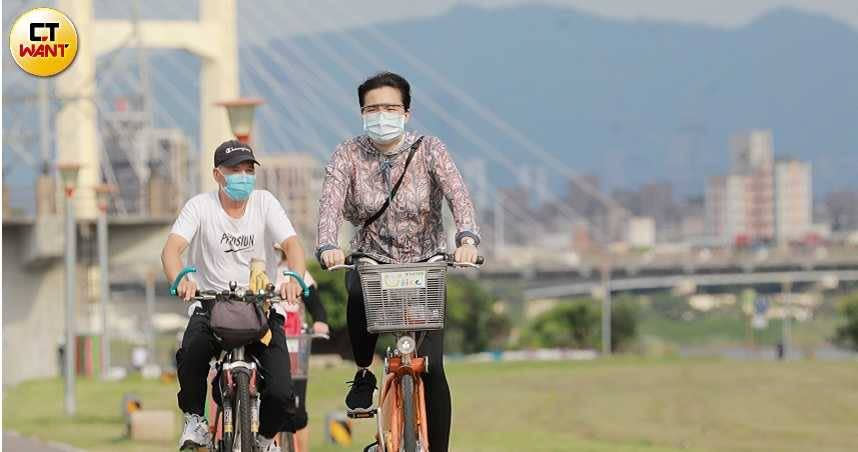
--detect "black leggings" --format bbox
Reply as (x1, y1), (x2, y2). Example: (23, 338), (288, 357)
(281, 379), (309, 432)
(346, 270), (452, 452)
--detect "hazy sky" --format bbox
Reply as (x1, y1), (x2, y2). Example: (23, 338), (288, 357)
(235, 0), (858, 40)
(76, 1), (858, 39)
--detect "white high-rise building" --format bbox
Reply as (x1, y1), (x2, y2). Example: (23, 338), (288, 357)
(705, 129), (814, 247)
(705, 175), (726, 240)
(627, 216), (656, 248)
(725, 174), (750, 244)
(775, 160), (812, 243)
(730, 130), (775, 243)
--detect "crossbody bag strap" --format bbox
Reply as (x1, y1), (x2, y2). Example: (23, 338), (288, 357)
(363, 136), (425, 229)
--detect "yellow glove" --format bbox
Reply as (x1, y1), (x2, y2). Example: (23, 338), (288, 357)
(249, 259), (273, 346)
(248, 258), (270, 294)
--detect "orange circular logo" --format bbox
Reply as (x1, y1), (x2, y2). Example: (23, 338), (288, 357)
(9, 7), (78, 77)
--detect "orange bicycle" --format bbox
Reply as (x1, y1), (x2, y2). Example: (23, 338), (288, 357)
(328, 253), (483, 452)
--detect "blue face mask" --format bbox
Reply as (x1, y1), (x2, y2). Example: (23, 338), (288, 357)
(363, 112), (406, 143)
(220, 171), (255, 201)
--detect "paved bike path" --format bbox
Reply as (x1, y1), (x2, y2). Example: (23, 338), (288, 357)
(3, 432), (82, 452)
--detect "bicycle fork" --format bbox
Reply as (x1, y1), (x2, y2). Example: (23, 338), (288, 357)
(218, 347), (260, 449)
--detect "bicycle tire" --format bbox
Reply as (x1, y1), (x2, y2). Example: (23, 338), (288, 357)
(401, 374), (417, 452)
(284, 431), (296, 452)
(235, 371), (254, 452)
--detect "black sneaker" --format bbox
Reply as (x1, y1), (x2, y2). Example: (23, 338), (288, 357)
(345, 368), (377, 410)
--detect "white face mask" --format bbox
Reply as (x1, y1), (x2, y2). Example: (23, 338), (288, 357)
(363, 111), (406, 144)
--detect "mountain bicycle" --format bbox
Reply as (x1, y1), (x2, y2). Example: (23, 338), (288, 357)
(170, 267), (309, 452)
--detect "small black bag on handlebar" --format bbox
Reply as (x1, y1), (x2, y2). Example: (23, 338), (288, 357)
(210, 300), (269, 349)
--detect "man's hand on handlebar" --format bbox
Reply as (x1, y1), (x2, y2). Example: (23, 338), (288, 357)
(177, 279), (198, 302)
(279, 279), (303, 304)
(321, 248), (346, 269)
(454, 243), (479, 265)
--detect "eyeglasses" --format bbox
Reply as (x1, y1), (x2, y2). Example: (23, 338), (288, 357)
(361, 103), (405, 114)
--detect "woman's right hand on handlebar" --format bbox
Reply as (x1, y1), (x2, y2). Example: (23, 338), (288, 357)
(321, 248), (346, 269)
(177, 279), (198, 302)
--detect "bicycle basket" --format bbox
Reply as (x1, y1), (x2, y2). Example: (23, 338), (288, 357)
(285, 334), (314, 380)
(356, 261), (447, 333)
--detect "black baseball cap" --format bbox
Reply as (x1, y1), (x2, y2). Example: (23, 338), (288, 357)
(214, 139), (261, 168)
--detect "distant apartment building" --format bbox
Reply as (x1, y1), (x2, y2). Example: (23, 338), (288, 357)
(774, 159), (812, 243)
(678, 197), (706, 242)
(726, 173), (753, 244)
(822, 190), (858, 231)
(627, 216), (656, 248)
(148, 128), (190, 217)
(640, 181), (676, 226)
(730, 130), (775, 243)
(103, 105), (189, 217)
(255, 153), (324, 242)
(705, 175), (727, 239)
(705, 130), (814, 246)
(103, 110), (148, 215)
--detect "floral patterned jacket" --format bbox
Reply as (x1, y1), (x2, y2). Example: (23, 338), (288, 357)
(316, 131), (480, 263)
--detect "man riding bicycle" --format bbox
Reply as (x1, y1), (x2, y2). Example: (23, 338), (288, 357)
(162, 139), (307, 452)
(317, 72), (480, 451)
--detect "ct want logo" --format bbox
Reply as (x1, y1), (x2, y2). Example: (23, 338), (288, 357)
(9, 7), (78, 77)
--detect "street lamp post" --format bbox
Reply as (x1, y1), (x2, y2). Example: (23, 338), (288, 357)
(601, 261), (612, 356)
(216, 98), (264, 144)
(58, 163), (80, 415)
(782, 279), (793, 360)
(94, 184), (116, 379)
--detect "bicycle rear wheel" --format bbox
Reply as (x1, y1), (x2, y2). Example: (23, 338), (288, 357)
(401, 374), (417, 452)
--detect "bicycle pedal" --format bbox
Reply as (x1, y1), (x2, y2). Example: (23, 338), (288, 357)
(346, 407), (377, 419)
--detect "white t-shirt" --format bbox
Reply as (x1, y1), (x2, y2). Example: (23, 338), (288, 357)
(170, 190), (297, 291)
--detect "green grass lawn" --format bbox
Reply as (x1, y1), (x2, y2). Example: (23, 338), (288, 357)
(638, 312), (841, 349)
(635, 297), (842, 351)
(5, 359), (858, 451)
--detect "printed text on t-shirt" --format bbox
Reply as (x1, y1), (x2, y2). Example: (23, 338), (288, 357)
(220, 232), (255, 253)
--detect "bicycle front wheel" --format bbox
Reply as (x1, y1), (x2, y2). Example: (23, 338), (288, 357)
(235, 371), (254, 452)
(401, 374), (417, 452)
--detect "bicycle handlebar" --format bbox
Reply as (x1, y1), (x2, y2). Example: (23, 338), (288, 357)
(324, 254), (485, 271)
(281, 271), (311, 298)
(169, 267), (198, 296)
(169, 266), (310, 299)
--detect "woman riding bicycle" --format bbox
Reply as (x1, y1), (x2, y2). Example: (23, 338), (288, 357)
(316, 71), (480, 452)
